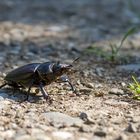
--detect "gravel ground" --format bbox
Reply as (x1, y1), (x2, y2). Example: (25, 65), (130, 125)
(0, 0), (140, 140)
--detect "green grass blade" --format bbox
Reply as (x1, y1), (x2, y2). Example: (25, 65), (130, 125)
(119, 27), (137, 49)
(132, 76), (139, 87)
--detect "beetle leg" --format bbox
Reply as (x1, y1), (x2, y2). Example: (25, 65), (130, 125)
(25, 86), (31, 100)
(25, 80), (34, 101)
(39, 83), (49, 101)
(0, 83), (7, 89)
(65, 79), (78, 95)
(59, 75), (78, 95)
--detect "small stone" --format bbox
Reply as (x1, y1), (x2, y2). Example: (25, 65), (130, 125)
(94, 84), (103, 88)
(117, 64), (140, 72)
(95, 67), (104, 77)
(132, 116), (140, 123)
(37, 125), (50, 131)
(76, 80), (83, 86)
(34, 134), (51, 140)
(79, 112), (88, 121)
(109, 88), (124, 95)
(0, 92), (9, 98)
(31, 128), (45, 135)
(0, 96), (4, 100)
(48, 25), (67, 32)
(115, 134), (127, 140)
(15, 135), (32, 140)
(2, 130), (15, 139)
(121, 82), (126, 87)
(45, 112), (83, 127)
(10, 28), (28, 42)
(111, 116), (124, 125)
(0, 100), (11, 110)
(105, 99), (128, 106)
(79, 88), (92, 93)
(92, 136), (103, 140)
(94, 131), (106, 137)
(85, 83), (94, 88)
(79, 112), (94, 125)
(126, 123), (137, 133)
(0, 126), (4, 131)
(35, 88), (40, 94)
(79, 125), (93, 133)
(82, 71), (90, 77)
(94, 92), (104, 97)
(52, 131), (73, 140)
(11, 123), (18, 130)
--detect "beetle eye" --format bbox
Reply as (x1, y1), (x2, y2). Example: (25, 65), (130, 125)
(53, 63), (61, 73)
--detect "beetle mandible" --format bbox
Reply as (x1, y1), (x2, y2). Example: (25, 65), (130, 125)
(0, 61), (77, 101)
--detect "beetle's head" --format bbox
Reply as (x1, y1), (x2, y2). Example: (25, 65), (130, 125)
(52, 62), (73, 77)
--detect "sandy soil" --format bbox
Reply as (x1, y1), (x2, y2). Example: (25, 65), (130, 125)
(0, 1), (140, 140)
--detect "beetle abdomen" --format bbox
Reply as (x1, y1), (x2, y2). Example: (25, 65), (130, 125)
(5, 63), (41, 83)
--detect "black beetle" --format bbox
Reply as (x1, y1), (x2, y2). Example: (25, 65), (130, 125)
(0, 61), (77, 101)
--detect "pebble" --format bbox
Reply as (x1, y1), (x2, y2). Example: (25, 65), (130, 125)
(91, 136), (103, 140)
(30, 128), (45, 135)
(37, 125), (50, 131)
(94, 92), (104, 97)
(0, 96), (4, 101)
(105, 99), (128, 106)
(82, 71), (90, 77)
(79, 112), (88, 121)
(132, 116), (140, 123)
(52, 131), (73, 140)
(10, 48), (20, 55)
(94, 84), (103, 88)
(84, 83), (94, 88)
(115, 134), (128, 140)
(0, 130), (15, 139)
(79, 88), (92, 94)
(94, 130), (106, 137)
(111, 117), (124, 125)
(10, 28), (28, 42)
(0, 92), (9, 98)
(79, 112), (94, 125)
(0, 100), (11, 110)
(117, 64), (140, 72)
(120, 82), (126, 87)
(45, 112), (83, 127)
(79, 125), (93, 133)
(95, 67), (104, 77)
(11, 123), (18, 130)
(125, 123), (137, 133)
(48, 25), (67, 32)
(15, 135), (33, 140)
(109, 88), (124, 95)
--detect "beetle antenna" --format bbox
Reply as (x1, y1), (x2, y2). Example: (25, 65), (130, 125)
(72, 57), (80, 64)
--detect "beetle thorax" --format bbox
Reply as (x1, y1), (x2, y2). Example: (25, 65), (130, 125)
(37, 62), (72, 84)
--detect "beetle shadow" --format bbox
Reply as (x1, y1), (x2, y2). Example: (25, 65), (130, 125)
(0, 88), (43, 103)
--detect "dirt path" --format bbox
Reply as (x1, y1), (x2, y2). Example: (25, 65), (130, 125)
(0, 1), (140, 140)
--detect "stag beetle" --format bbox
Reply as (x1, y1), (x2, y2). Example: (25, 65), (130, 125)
(0, 60), (78, 101)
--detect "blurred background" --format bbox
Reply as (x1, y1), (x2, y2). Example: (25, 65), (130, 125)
(0, 0), (140, 70)
(0, 0), (139, 39)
